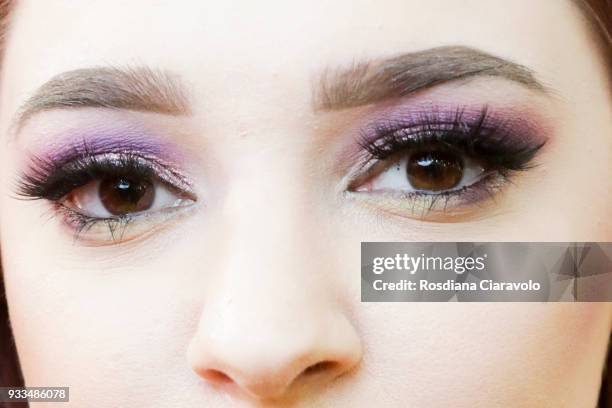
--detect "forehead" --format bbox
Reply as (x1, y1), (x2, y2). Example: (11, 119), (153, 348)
(7, 0), (578, 62)
(5, 0), (582, 69)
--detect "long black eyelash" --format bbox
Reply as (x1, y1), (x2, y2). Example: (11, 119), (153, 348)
(16, 150), (160, 202)
(358, 106), (547, 172)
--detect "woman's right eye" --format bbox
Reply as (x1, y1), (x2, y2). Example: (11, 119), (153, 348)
(66, 176), (192, 218)
(16, 151), (197, 243)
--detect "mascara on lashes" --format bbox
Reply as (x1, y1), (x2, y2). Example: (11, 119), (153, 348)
(15, 137), (194, 202)
(356, 106), (548, 170)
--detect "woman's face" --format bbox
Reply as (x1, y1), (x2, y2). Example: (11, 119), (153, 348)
(0, 0), (611, 406)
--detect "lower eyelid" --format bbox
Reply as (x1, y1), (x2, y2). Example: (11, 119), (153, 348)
(55, 200), (197, 245)
(344, 170), (511, 221)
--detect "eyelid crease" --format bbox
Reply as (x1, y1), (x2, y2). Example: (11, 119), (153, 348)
(357, 106), (547, 164)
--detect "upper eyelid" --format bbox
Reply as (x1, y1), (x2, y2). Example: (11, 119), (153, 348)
(16, 151), (195, 202)
(349, 109), (547, 181)
(358, 105), (549, 146)
(75, 152), (195, 194)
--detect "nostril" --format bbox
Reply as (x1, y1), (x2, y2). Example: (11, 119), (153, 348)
(302, 360), (338, 376)
(202, 369), (233, 384)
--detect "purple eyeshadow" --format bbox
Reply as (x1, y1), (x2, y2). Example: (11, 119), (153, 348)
(357, 103), (549, 147)
(41, 125), (186, 166)
(15, 123), (195, 203)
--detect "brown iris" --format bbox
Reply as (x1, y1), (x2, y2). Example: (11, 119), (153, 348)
(407, 150), (463, 191)
(99, 177), (155, 215)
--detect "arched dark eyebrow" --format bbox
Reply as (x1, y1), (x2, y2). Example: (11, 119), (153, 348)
(13, 66), (190, 131)
(314, 46), (548, 110)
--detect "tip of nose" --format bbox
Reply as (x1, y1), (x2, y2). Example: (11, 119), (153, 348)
(189, 326), (363, 401)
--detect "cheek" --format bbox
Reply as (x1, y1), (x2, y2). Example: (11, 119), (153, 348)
(307, 229), (611, 405)
(529, 105), (612, 241)
(3, 249), (201, 404)
(357, 302), (610, 406)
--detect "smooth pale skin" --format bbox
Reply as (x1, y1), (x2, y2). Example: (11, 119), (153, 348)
(0, 0), (611, 407)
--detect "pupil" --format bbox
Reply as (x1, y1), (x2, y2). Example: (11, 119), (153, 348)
(407, 150), (463, 191)
(99, 177), (155, 215)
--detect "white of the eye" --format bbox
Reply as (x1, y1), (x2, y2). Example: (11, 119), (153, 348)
(70, 180), (186, 218)
(366, 155), (485, 193)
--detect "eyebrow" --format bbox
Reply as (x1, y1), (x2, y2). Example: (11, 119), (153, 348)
(314, 46), (548, 110)
(14, 66), (190, 130)
(13, 46), (545, 130)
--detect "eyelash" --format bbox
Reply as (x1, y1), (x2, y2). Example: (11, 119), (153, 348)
(16, 148), (192, 240)
(351, 107), (546, 211)
(53, 203), (134, 241)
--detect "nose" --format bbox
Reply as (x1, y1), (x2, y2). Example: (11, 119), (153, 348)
(186, 166), (362, 400)
(186, 240), (363, 400)
(187, 297), (362, 400)
(187, 220), (361, 399)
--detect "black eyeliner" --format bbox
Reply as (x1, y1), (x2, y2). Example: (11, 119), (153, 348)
(357, 106), (547, 173)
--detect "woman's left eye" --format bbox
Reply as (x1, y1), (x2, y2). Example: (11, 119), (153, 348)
(346, 108), (547, 218)
(354, 148), (487, 194)
(66, 176), (191, 218)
